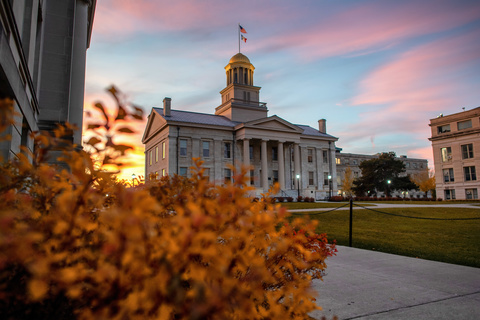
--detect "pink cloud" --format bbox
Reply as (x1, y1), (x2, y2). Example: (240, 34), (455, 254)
(259, 0), (480, 59)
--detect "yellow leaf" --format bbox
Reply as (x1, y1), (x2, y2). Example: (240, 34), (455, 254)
(29, 279), (48, 300)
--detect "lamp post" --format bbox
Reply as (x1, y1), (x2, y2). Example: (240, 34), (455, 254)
(386, 179), (391, 197)
(296, 174), (300, 199)
(132, 173), (137, 187)
(328, 174), (332, 200)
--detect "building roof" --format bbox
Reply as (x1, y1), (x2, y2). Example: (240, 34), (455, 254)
(297, 124), (337, 139)
(154, 108), (239, 127)
(229, 53), (251, 64)
(153, 107), (337, 139)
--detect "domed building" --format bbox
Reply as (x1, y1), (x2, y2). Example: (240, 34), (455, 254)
(142, 53), (338, 199)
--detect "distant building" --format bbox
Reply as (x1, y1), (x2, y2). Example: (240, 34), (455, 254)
(0, 0), (96, 160)
(429, 107), (480, 200)
(335, 151), (428, 198)
(142, 53), (338, 199)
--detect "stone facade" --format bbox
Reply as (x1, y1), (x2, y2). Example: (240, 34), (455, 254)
(429, 107), (480, 200)
(335, 151), (428, 198)
(143, 53), (338, 199)
(0, 0), (96, 161)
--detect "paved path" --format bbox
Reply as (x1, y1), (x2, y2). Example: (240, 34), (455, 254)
(310, 246), (480, 320)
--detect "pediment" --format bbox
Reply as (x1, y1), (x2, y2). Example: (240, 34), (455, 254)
(239, 115), (303, 133)
(142, 109), (167, 143)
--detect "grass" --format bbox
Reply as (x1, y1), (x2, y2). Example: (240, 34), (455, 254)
(290, 206), (480, 268)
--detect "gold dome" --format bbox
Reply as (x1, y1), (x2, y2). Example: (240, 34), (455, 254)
(229, 53), (251, 64)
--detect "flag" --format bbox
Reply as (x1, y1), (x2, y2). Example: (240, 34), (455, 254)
(241, 35), (247, 43)
(239, 25), (247, 33)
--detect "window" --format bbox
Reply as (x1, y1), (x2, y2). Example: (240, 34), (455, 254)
(307, 149), (313, 163)
(462, 144), (474, 159)
(323, 150), (328, 163)
(162, 169), (166, 177)
(344, 158), (350, 164)
(352, 160), (358, 165)
(445, 189), (456, 200)
(224, 142), (231, 158)
(336, 158), (340, 165)
(273, 170), (279, 183)
(154, 171), (158, 179)
(464, 166), (476, 181)
(224, 168), (232, 183)
(155, 146), (158, 162)
(149, 150), (153, 165)
(413, 163), (417, 168)
(437, 124), (450, 134)
(272, 147), (278, 161)
(457, 120), (472, 130)
(309, 171), (314, 186)
(250, 170), (254, 186)
(323, 172), (329, 186)
(162, 142), (166, 159)
(466, 189), (478, 200)
(441, 147), (452, 162)
(405, 162), (410, 168)
(203, 168), (210, 181)
(179, 167), (188, 177)
(180, 139), (187, 156)
(443, 168), (454, 182)
(202, 141), (210, 158)
(354, 171), (359, 178)
(249, 145), (253, 160)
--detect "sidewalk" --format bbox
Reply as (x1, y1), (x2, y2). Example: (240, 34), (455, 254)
(310, 246), (480, 319)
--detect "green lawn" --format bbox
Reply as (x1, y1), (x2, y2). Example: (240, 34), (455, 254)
(291, 207), (480, 268)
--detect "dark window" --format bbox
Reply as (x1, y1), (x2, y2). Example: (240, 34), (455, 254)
(180, 139), (187, 156)
(443, 168), (454, 182)
(202, 141), (210, 158)
(323, 150), (328, 163)
(224, 168), (232, 183)
(249, 145), (253, 160)
(273, 170), (279, 183)
(224, 142), (231, 158)
(272, 147), (278, 161)
(464, 166), (476, 181)
(445, 189), (456, 200)
(457, 120), (472, 130)
(466, 189), (478, 200)
(309, 171), (314, 185)
(179, 167), (188, 177)
(308, 149), (313, 163)
(250, 170), (254, 186)
(462, 144), (474, 159)
(437, 124), (450, 134)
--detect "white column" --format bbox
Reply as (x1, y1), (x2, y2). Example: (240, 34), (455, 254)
(294, 143), (301, 190)
(243, 139), (250, 185)
(278, 141), (285, 190)
(261, 140), (268, 191)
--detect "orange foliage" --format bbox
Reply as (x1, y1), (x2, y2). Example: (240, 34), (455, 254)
(0, 93), (336, 319)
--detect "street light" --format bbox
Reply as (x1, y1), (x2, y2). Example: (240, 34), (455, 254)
(328, 174), (332, 199)
(132, 173), (137, 187)
(386, 179), (391, 197)
(296, 174), (300, 199)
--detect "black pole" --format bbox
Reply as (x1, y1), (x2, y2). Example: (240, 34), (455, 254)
(349, 198), (353, 247)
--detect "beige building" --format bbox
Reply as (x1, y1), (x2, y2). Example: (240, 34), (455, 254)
(429, 107), (480, 200)
(0, 0), (96, 160)
(142, 53), (338, 199)
(335, 150), (428, 198)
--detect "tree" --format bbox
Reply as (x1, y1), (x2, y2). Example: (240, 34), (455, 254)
(352, 152), (410, 197)
(411, 167), (436, 198)
(341, 166), (354, 198)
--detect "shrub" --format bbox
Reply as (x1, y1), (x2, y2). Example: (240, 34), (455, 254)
(297, 196), (303, 202)
(0, 95), (336, 319)
(277, 196), (284, 203)
(287, 196), (294, 202)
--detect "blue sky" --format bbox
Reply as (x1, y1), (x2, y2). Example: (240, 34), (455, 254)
(84, 0), (480, 179)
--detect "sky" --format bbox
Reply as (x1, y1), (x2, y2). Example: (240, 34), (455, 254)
(83, 0), (480, 181)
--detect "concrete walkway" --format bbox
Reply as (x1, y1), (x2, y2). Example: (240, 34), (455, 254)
(310, 246), (480, 320)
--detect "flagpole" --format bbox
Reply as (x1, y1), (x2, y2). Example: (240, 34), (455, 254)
(238, 23), (240, 53)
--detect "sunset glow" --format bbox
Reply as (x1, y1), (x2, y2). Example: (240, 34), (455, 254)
(84, 0), (480, 180)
